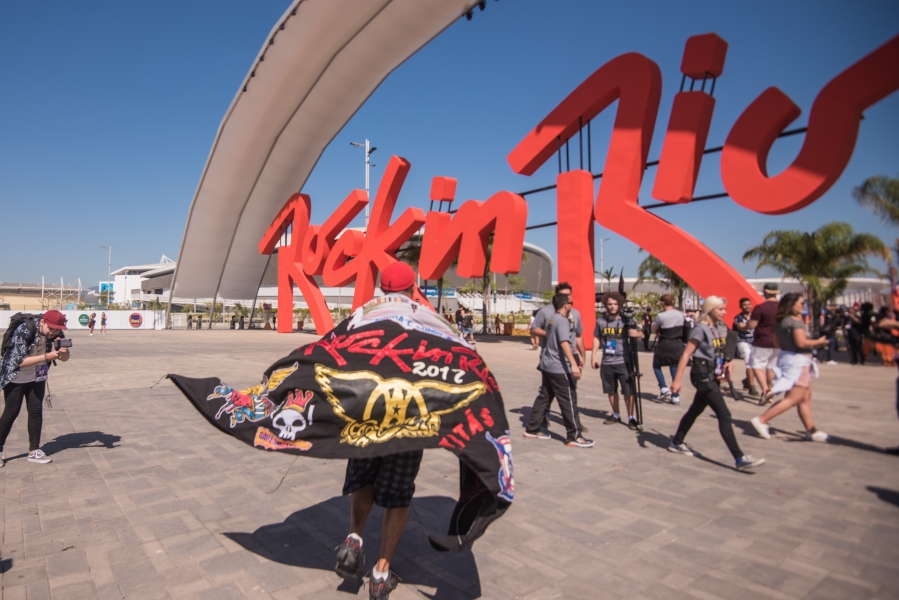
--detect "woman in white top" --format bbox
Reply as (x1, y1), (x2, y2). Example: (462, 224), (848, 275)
(751, 293), (829, 442)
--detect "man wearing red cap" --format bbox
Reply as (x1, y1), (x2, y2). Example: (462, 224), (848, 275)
(335, 261), (466, 600)
(0, 310), (70, 465)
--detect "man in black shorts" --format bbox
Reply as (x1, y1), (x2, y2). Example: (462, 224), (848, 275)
(592, 293), (642, 430)
(333, 262), (426, 599)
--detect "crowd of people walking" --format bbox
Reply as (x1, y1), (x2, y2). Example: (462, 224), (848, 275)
(522, 280), (899, 465)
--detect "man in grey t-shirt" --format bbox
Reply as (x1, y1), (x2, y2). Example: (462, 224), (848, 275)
(524, 294), (592, 447)
(530, 282), (587, 432)
(592, 293), (642, 430)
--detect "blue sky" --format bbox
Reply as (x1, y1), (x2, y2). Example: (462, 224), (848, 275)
(1, 0), (897, 288)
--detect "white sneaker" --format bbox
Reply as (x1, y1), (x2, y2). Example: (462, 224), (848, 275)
(670, 394), (680, 405)
(825, 360), (838, 366)
(806, 430), (829, 442)
(751, 417), (771, 439)
(0, 453), (5, 468)
(656, 388), (671, 401)
(28, 449), (52, 464)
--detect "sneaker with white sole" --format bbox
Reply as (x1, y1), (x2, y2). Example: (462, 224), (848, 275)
(368, 568), (400, 600)
(565, 437), (595, 448)
(522, 431), (551, 440)
(28, 449), (52, 464)
(806, 430), (829, 442)
(670, 394), (680, 405)
(736, 455), (766, 470)
(656, 388), (671, 402)
(668, 442), (694, 456)
(750, 417), (771, 439)
(335, 534), (364, 581)
(0, 453), (4, 468)
(825, 360), (838, 366)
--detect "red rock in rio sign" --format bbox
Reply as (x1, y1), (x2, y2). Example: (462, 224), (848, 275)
(262, 32), (899, 340)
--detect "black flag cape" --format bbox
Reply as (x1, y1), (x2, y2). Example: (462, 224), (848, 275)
(168, 305), (512, 552)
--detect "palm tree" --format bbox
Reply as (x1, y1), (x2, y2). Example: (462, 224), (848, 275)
(854, 175), (899, 226)
(854, 174), (899, 288)
(743, 221), (885, 336)
(396, 234), (458, 312)
(635, 253), (690, 309)
(599, 267), (616, 292)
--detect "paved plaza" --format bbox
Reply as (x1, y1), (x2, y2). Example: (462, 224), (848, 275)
(0, 328), (897, 600)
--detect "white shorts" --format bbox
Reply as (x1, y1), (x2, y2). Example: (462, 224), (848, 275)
(736, 341), (752, 362)
(749, 347), (780, 370)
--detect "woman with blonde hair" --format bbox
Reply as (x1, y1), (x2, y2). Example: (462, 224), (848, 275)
(751, 293), (830, 442)
(669, 296), (765, 470)
(88, 313), (96, 336)
(100, 312), (107, 335)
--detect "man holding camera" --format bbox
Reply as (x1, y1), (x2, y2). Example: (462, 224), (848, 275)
(0, 310), (71, 465)
(592, 293), (642, 430)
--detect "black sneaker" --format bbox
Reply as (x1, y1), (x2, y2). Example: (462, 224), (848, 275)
(369, 569), (400, 600)
(335, 535), (364, 580)
(603, 415), (620, 425)
(627, 419), (643, 432)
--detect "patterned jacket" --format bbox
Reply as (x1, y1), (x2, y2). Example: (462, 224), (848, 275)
(0, 318), (55, 389)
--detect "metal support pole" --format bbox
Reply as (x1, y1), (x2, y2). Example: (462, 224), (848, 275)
(364, 139), (370, 231)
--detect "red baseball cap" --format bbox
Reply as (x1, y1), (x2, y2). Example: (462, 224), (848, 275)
(380, 262), (416, 292)
(43, 309), (68, 330)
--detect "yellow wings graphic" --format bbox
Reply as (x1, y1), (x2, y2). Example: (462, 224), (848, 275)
(314, 364), (486, 447)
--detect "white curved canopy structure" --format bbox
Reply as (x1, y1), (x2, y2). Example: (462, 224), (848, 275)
(170, 0), (480, 302)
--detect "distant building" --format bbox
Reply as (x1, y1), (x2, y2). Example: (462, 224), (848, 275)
(110, 256), (175, 306)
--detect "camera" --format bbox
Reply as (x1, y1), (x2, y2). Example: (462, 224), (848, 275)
(55, 339), (73, 351)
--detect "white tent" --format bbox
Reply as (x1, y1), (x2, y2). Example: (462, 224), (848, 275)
(169, 0), (481, 304)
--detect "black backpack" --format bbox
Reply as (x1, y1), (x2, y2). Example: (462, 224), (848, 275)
(1, 313), (40, 358)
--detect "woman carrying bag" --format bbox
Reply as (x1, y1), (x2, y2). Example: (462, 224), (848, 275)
(668, 296), (766, 470)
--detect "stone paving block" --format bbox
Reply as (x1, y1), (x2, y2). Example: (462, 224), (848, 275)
(46, 549), (90, 579)
(245, 560), (302, 593)
(96, 582), (124, 600)
(109, 557), (162, 592)
(49, 579), (98, 600)
(26, 579), (52, 600)
(196, 581), (250, 600)
(164, 534), (223, 559)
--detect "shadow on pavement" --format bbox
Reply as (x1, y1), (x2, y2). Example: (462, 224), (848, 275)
(224, 495), (481, 599)
(866, 486), (899, 508)
(45, 431), (121, 453)
(733, 418), (893, 456)
(0, 553), (10, 574)
(636, 429), (670, 450)
(691, 450), (755, 474)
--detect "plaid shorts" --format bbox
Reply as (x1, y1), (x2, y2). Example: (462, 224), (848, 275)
(342, 450), (423, 508)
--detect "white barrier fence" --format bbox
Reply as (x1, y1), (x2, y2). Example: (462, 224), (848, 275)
(0, 310), (165, 330)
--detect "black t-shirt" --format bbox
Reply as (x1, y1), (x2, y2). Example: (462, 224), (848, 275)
(462, 315), (473, 328)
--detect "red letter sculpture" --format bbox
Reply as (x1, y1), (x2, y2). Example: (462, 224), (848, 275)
(652, 34), (727, 204)
(419, 190), (528, 281)
(258, 194), (332, 334)
(509, 48), (758, 321)
(722, 34), (899, 214)
(323, 156), (427, 310)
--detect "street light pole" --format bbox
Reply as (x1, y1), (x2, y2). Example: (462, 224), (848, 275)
(599, 237), (610, 293)
(350, 140), (377, 231)
(100, 245), (111, 306)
